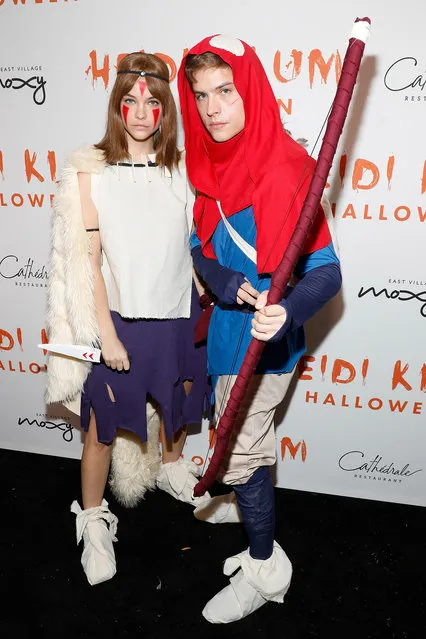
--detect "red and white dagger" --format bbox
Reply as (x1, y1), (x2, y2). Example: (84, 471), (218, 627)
(37, 343), (103, 363)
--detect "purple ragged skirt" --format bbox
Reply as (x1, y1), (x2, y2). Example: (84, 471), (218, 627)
(80, 289), (210, 444)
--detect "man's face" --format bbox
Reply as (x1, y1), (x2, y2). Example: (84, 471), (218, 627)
(192, 66), (245, 142)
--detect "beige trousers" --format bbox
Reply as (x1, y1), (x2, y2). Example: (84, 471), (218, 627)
(214, 372), (294, 485)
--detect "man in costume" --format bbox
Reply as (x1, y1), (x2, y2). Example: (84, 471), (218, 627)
(178, 35), (341, 623)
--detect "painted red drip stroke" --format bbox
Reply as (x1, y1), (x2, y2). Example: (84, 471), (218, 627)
(138, 81), (146, 96)
(387, 155), (395, 190)
(420, 364), (426, 393)
(40, 329), (48, 355)
(47, 150), (57, 182)
(152, 107), (160, 128)
(122, 104), (129, 125)
(320, 355), (327, 381)
(209, 426), (217, 450)
(17, 328), (23, 351)
(362, 358), (369, 385)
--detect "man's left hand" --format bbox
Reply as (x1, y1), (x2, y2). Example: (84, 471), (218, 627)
(250, 290), (287, 342)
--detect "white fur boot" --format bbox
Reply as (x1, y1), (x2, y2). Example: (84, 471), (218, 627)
(156, 458), (212, 507)
(202, 541), (292, 624)
(194, 491), (242, 524)
(71, 499), (118, 586)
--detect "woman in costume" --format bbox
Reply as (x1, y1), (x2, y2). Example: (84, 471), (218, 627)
(46, 52), (210, 586)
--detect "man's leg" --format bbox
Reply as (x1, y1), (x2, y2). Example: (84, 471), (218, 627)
(233, 465), (274, 559)
(202, 373), (294, 623)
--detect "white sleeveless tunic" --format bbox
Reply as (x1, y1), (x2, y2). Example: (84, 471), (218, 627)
(91, 156), (194, 319)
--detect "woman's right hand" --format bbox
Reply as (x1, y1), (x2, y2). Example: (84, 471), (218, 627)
(101, 335), (130, 371)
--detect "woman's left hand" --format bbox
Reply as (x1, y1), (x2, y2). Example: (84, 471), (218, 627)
(250, 290), (287, 342)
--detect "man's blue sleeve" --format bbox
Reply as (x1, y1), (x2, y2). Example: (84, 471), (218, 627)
(269, 243), (342, 342)
(190, 229), (201, 251)
(191, 239), (246, 305)
(295, 243), (340, 277)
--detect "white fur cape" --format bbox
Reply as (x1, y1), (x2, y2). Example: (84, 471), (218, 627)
(46, 146), (160, 506)
(46, 146), (103, 407)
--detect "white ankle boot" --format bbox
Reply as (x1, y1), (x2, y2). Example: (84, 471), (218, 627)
(194, 491), (242, 524)
(202, 541), (292, 624)
(71, 499), (118, 586)
(156, 458), (211, 507)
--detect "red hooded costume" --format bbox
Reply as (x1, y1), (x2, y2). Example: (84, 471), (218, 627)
(177, 35), (331, 274)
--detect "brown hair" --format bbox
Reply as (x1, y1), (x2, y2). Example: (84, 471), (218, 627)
(96, 52), (181, 171)
(184, 52), (231, 85)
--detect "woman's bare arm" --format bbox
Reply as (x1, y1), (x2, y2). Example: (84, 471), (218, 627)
(78, 172), (130, 371)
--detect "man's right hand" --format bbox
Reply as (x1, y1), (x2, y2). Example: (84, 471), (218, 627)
(192, 245), (249, 305)
(236, 279), (259, 306)
(101, 335), (130, 371)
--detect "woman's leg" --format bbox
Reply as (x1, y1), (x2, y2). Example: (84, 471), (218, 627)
(72, 406), (118, 586)
(156, 381), (211, 506)
(160, 424), (187, 463)
(81, 409), (113, 508)
(159, 379), (191, 463)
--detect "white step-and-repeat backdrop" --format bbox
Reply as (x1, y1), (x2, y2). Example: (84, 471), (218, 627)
(0, 0), (425, 506)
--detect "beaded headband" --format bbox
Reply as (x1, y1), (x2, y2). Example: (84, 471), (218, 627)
(117, 70), (169, 82)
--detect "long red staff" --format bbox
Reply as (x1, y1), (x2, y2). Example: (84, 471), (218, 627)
(194, 17), (372, 497)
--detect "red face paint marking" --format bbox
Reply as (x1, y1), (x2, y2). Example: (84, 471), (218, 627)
(152, 107), (160, 128)
(122, 104), (129, 125)
(138, 81), (146, 96)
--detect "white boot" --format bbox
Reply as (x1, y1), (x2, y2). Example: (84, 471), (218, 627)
(194, 491), (242, 524)
(156, 458), (211, 507)
(202, 541), (292, 624)
(71, 499), (118, 586)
